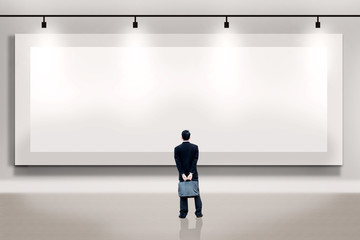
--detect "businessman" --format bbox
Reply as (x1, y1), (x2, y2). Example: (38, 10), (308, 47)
(174, 130), (203, 218)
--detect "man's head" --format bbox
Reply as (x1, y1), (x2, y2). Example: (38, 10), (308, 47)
(181, 130), (191, 141)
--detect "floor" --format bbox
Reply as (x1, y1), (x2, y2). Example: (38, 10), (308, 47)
(1, 193), (359, 240)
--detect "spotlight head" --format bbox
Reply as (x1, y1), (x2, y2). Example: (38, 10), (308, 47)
(41, 16), (47, 28)
(315, 16), (320, 28)
(224, 16), (229, 28)
(133, 16), (138, 28)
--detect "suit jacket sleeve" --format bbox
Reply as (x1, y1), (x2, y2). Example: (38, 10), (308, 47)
(190, 146), (199, 174)
(174, 147), (185, 175)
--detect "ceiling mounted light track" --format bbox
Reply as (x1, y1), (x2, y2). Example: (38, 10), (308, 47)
(1, 14), (360, 17)
(1, 14), (360, 29)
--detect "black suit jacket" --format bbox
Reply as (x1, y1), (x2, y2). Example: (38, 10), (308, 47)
(174, 142), (199, 182)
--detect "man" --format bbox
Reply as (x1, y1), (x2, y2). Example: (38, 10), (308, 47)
(174, 130), (203, 219)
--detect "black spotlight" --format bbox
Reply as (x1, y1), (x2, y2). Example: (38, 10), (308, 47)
(315, 16), (321, 28)
(41, 16), (47, 28)
(224, 16), (229, 28)
(133, 16), (138, 28)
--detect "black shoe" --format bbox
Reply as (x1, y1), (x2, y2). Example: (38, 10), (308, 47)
(179, 215), (187, 219)
(196, 214), (203, 218)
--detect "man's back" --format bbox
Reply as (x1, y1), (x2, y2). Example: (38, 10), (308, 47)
(174, 130), (203, 218)
(174, 142), (199, 181)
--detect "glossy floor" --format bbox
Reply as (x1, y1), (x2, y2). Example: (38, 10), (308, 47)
(1, 193), (359, 240)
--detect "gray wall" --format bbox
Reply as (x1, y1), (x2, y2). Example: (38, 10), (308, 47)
(1, 0), (359, 191)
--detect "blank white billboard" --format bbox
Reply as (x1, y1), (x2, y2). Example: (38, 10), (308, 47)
(15, 34), (342, 165)
(30, 47), (327, 152)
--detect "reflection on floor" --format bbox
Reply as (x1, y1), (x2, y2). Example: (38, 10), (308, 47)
(180, 218), (202, 240)
(0, 193), (360, 240)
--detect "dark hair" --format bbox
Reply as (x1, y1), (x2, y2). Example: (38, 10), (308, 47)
(182, 130), (191, 140)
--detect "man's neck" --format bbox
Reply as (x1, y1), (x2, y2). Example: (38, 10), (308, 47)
(183, 140), (190, 142)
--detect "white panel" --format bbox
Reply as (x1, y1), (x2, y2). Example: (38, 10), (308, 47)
(30, 47), (327, 152)
(15, 34), (342, 165)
